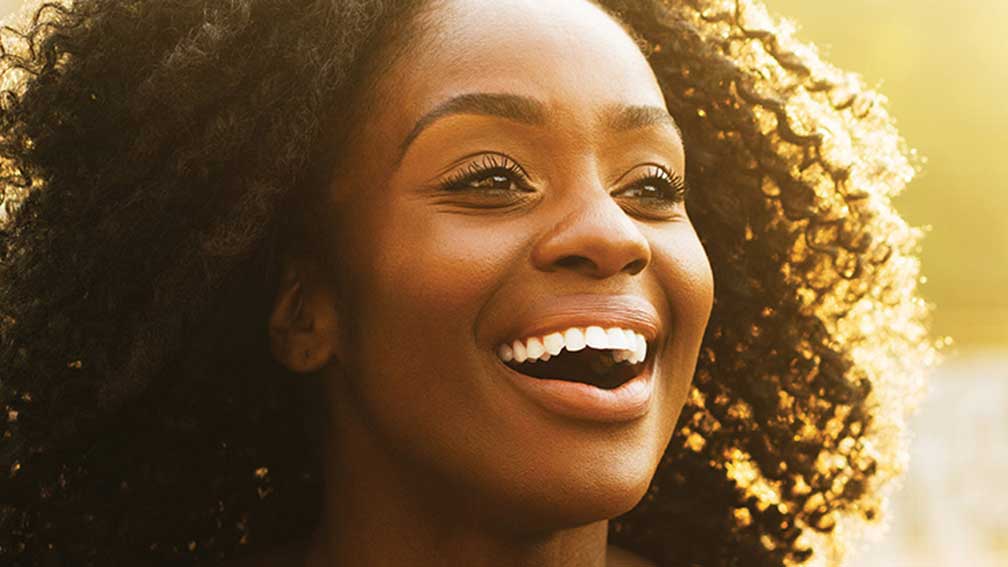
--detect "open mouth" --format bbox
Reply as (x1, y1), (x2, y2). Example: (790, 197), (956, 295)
(506, 348), (645, 390)
(498, 326), (649, 390)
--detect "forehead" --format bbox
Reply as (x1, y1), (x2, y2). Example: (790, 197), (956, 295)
(375, 0), (666, 135)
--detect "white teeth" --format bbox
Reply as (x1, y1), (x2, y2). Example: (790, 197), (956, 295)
(623, 329), (636, 346)
(499, 326), (650, 365)
(543, 332), (565, 355)
(563, 328), (586, 351)
(606, 327), (628, 349)
(512, 340), (527, 363)
(585, 326), (608, 349)
(525, 337), (545, 360)
(498, 343), (514, 362)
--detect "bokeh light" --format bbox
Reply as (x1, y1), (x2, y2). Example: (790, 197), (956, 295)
(760, 1), (1007, 565)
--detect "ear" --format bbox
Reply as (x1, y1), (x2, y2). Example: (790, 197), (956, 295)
(268, 263), (342, 374)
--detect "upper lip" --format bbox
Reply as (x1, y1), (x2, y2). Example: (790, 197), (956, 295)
(496, 294), (662, 346)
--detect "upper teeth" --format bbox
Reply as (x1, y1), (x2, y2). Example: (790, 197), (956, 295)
(497, 326), (648, 365)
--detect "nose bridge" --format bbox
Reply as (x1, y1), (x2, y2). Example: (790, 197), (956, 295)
(530, 180), (651, 278)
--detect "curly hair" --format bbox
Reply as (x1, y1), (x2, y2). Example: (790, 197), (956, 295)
(0, 0), (932, 565)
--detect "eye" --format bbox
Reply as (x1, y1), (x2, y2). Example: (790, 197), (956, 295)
(438, 153), (535, 194)
(614, 165), (688, 218)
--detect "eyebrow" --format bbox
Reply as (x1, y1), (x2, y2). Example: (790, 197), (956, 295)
(600, 103), (683, 140)
(396, 92), (682, 164)
(397, 93), (547, 162)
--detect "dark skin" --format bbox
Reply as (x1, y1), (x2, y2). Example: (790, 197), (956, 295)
(265, 0), (714, 565)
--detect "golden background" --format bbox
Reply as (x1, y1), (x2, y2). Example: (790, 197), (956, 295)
(755, 5), (1008, 562)
(763, 0), (1008, 351)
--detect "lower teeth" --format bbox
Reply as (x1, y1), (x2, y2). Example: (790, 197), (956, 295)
(508, 349), (640, 390)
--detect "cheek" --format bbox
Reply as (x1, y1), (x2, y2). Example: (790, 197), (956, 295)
(663, 234), (714, 335)
(335, 203), (528, 448)
(651, 219), (714, 327)
(650, 223), (714, 415)
(361, 212), (525, 338)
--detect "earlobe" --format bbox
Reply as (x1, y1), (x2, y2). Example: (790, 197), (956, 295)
(268, 271), (341, 374)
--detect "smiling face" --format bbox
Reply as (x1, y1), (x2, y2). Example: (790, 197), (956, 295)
(297, 0), (713, 532)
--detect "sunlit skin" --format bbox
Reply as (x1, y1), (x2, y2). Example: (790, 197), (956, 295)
(266, 0), (715, 565)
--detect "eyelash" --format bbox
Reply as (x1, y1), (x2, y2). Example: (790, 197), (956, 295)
(438, 154), (534, 193)
(622, 165), (688, 204)
(439, 155), (688, 205)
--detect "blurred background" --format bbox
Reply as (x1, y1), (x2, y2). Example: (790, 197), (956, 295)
(759, 2), (1008, 566)
(0, 0), (1003, 565)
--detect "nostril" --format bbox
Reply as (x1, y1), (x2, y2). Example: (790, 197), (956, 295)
(624, 258), (646, 275)
(555, 255), (597, 273)
(552, 255), (647, 276)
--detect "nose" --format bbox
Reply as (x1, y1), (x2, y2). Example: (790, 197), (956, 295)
(530, 189), (651, 279)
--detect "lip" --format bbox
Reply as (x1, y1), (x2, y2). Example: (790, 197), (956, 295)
(498, 352), (655, 423)
(496, 294), (661, 345)
(490, 294), (662, 422)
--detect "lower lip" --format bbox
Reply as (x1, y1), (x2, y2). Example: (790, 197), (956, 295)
(499, 356), (655, 423)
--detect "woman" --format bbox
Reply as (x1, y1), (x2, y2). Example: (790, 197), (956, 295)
(0, 0), (931, 565)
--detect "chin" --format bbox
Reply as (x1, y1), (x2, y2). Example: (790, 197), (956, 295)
(478, 456), (658, 534)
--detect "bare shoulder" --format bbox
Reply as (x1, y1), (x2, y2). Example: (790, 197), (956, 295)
(607, 544), (657, 567)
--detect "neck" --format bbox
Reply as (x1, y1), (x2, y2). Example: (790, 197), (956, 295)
(305, 387), (610, 567)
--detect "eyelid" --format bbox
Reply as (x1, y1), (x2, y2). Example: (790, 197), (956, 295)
(612, 163), (689, 218)
(610, 162), (682, 186)
(431, 151), (528, 178)
(615, 163), (687, 197)
(436, 152), (535, 192)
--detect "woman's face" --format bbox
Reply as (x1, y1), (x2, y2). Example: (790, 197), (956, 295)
(319, 0), (713, 529)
